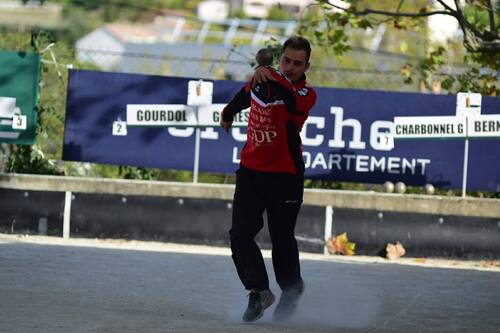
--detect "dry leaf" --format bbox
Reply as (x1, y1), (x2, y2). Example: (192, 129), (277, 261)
(326, 232), (356, 256)
(480, 260), (500, 268)
(386, 241), (406, 260)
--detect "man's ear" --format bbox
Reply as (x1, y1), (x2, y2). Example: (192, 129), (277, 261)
(305, 62), (310, 71)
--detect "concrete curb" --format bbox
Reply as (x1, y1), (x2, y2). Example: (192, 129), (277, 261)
(1, 233), (499, 273)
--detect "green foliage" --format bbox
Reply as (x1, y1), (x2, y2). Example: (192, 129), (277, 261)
(403, 46), (499, 96)
(297, 10), (351, 57)
(440, 65), (498, 96)
(231, 8), (247, 19)
(401, 46), (446, 85)
(267, 5), (293, 21)
(400, 1), (499, 96)
(298, 1), (436, 57)
(7, 145), (61, 175)
(118, 166), (157, 180)
(463, 3), (500, 33)
(303, 0), (499, 95)
(51, 0), (200, 15)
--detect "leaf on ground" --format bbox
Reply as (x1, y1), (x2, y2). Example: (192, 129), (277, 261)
(479, 260), (500, 268)
(386, 241), (406, 260)
(326, 232), (356, 256)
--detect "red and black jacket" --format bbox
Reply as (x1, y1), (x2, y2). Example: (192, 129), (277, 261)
(222, 69), (317, 175)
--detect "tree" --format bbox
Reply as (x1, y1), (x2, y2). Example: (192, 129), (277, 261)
(299, 0), (499, 95)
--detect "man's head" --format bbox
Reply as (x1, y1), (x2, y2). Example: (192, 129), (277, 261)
(279, 36), (311, 82)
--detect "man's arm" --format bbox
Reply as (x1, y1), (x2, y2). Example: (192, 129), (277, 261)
(220, 85), (251, 132)
(290, 88), (317, 132)
(252, 66), (276, 85)
(254, 67), (300, 115)
(269, 80), (299, 114)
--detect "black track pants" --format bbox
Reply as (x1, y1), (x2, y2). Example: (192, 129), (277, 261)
(229, 166), (304, 291)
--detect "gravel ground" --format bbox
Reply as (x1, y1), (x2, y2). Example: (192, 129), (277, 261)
(0, 234), (499, 333)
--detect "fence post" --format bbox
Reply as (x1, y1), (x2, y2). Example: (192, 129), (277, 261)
(462, 137), (469, 198)
(63, 191), (72, 239)
(324, 205), (333, 255)
(193, 126), (201, 183)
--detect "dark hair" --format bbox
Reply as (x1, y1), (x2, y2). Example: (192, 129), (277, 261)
(282, 36), (312, 62)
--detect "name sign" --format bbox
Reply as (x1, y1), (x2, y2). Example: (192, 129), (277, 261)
(467, 114), (500, 138)
(197, 104), (249, 127)
(126, 104), (198, 126)
(394, 116), (466, 139)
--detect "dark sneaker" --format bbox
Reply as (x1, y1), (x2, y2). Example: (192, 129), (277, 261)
(273, 280), (305, 321)
(242, 289), (276, 322)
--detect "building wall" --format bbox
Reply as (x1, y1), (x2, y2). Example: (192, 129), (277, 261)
(427, 0), (462, 45)
(242, 0), (314, 18)
(197, 0), (229, 20)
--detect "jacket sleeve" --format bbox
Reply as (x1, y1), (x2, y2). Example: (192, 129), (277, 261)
(291, 88), (317, 132)
(221, 84), (251, 122)
(269, 81), (299, 115)
(268, 70), (300, 115)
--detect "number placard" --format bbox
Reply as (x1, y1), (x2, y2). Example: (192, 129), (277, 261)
(456, 92), (481, 116)
(379, 133), (394, 150)
(187, 80), (213, 106)
(12, 114), (27, 130)
(112, 120), (127, 136)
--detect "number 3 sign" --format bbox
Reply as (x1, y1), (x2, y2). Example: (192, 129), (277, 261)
(12, 109), (27, 130)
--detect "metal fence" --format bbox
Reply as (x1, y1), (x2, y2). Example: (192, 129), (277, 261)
(69, 14), (472, 93)
(75, 46), (439, 92)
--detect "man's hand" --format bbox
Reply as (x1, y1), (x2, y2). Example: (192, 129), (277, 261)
(220, 118), (233, 132)
(252, 66), (276, 87)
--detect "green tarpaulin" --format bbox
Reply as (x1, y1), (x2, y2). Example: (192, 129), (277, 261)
(0, 50), (40, 145)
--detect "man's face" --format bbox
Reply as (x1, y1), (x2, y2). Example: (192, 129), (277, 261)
(279, 47), (310, 82)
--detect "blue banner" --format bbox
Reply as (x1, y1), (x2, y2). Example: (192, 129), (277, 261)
(63, 69), (500, 191)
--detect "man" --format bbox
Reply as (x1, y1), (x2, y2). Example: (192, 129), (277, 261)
(220, 36), (317, 322)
